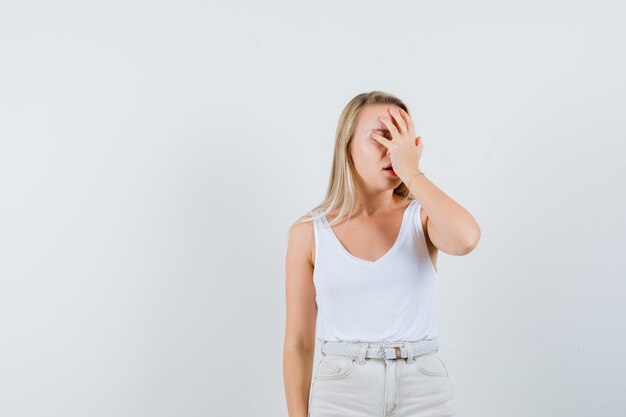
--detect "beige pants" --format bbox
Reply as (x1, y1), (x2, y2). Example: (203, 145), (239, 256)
(308, 340), (457, 417)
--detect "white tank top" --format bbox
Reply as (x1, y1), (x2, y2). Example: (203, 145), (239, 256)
(311, 199), (439, 343)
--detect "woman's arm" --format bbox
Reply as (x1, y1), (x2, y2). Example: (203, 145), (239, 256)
(408, 172), (481, 255)
(283, 221), (318, 417)
(374, 108), (480, 256)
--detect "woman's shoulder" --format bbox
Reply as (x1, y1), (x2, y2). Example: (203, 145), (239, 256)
(288, 214), (316, 266)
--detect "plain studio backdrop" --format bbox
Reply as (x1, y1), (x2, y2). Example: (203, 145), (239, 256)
(1, 1), (625, 416)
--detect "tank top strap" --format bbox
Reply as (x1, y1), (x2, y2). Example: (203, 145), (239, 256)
(309, 210), (328, 268)
(309, 209), (324, 228)
(410, 199), (425, 235)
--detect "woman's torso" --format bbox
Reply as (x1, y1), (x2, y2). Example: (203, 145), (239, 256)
(309, 197), (440, 343)
(310, 198), (438, 272)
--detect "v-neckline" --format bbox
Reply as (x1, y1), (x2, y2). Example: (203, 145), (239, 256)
(321, 199), (416, 267)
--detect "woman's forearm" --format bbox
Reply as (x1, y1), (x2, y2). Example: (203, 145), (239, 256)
(406, 170), (481, 254)
(283, 346), (315, 417)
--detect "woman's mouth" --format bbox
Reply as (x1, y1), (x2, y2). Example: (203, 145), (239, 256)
(382, 166), (397, 177)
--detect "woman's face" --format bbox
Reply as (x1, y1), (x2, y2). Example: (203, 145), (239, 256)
(349, 104), (403, 191)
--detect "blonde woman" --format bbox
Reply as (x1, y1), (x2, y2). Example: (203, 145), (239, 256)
(283, 91), (480, 417)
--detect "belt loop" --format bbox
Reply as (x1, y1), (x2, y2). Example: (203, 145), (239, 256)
(404, 341), (414, 364)
(356, 342), (368, 365)
(380, 344), (387, 360)
(321, 340), (327, 357)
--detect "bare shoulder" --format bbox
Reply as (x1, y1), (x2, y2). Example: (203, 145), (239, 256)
(287, 217), (315, 267)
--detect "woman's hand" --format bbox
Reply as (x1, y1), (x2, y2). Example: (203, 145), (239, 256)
(371, 107), (423, 182)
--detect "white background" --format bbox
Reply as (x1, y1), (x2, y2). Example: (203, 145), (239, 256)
(1, 1), (625, 416)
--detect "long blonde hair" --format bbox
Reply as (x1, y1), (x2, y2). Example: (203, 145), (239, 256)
(294, 90), (415, 227)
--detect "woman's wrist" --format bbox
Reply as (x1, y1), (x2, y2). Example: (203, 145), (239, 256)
(402, 168), (424, 187)
(403, 169), (424, 188)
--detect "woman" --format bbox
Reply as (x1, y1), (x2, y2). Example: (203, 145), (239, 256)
(283, 91), (480, 417)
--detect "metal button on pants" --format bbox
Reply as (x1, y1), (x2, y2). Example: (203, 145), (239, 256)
(308, 340), (457, 417)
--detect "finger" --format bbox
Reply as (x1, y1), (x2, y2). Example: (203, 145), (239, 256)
(399, 108), (415, 135)
(371, 132), (390, 147)
(387, 108), (406, 134)
(379, 116), (400, 139)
